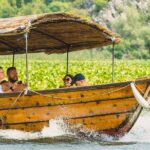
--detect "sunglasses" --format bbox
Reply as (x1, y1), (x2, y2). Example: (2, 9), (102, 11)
(64, 77), (71, 82)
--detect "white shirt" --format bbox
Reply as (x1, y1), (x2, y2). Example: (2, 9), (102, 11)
(0, 79), (4, 93)
(0, 85), (3, 93)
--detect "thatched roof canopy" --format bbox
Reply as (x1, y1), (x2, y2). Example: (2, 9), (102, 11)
(0, 13), (121, 55)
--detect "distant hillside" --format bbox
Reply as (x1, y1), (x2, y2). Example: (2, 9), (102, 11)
(92, 0), (150, 59)
(0, 0), (149, 59)
(92, 0), (149, 26)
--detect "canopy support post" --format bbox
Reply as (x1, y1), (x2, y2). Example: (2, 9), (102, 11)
(66, 45), (70, 75)
(111, 38), (115, 83)
(24, 33), (29, 89)
(12, 50), (15, 67)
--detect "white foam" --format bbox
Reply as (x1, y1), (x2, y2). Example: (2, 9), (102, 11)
(83, 110), (150, 143)
(0, 110), (150, 142)
(0, 119), (72, 140)
(41, 119), (72, 137)
(120, 110), (150, 143)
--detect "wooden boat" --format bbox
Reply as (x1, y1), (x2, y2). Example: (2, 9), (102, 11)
(0, 13), (149, 137)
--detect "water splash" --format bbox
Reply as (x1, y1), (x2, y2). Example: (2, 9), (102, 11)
(0, 110), (150, 143)
(78, 110), (150, 143)
(120, 110), (150, 143)
(0, 119), (73, 140)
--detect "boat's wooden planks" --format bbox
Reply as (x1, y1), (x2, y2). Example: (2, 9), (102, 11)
(1, 121), (49, 132)
(0, 80), (148, 134)
(0, 98), (137, 124)
(0, 83), (146, 110)
(1, 113), (129, 132)
(100, 105), (142, 137)
(67, 113), (129, 131)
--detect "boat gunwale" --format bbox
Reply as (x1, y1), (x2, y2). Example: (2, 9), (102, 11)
(0, 96), (136, 111)
(0, 77), (149, 98)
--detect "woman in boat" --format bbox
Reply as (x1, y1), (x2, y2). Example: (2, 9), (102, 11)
(62, 74), (74, 88)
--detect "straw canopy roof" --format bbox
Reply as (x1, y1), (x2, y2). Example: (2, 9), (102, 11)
(0, 13), (121, 55)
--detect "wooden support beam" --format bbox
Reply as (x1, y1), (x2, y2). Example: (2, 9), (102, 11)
(0, 39), (23, 52)
(32, 29), (69, 46)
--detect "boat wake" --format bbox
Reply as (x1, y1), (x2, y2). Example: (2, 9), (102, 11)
(0, 110), (150, 144)
(0, 119), (74, 142)
(119, 110), (150, 143)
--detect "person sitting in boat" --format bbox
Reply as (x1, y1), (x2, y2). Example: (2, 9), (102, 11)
(4, 67), (26, 92)
(72, 73), (87, 87)
(62, 74), (74, 88)
(0, 66), (7, 93)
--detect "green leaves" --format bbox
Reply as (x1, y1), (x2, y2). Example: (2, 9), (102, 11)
(0, 0), (150, 59)
(111, 4), (150, 59)
(93, 0), (107, 13)
(0, 58), (149, 90)
(47, 1), (70, 12)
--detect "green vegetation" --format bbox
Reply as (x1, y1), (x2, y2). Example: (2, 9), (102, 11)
(0, 0), (107, 19)
(93, 0), (107, 14)
(0, 0), (150, 59)
(0, 57), (149, 90)
(109, 3), (150, 59)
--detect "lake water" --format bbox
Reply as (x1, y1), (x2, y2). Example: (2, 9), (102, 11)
(0, 110), (150, 150)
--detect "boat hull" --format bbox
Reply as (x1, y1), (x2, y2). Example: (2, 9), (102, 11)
(0, 78), (149, 137)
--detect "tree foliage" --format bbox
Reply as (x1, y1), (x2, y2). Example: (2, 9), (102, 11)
(0, 0), (150, 59)
(110, 4), (150, 59)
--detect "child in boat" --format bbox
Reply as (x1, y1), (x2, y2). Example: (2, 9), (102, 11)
(72, 73), (87, 87)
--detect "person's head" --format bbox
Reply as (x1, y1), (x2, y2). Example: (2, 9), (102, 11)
(0, 67), (5, 81)
(63, 74), (74, 87)
(72, 73), (86, 87)
(7, 67), (18, 83)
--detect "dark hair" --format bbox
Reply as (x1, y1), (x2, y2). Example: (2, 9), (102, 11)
(72, 73), (85, 84)
(7, 67), (16, 75)
(63, 74), (74, 81)
(0, 66), (3, 70)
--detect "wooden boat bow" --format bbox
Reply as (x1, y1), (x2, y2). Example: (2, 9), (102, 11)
(131, 83), (150, 108)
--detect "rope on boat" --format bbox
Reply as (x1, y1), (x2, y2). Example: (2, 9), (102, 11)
(0, 84), (130, 127)
(28, 84), (131, 100)
(28, 84), (132, 119)
(28, 84), (130, 120)
(0, 88), (27, 128)
(0, 82), (148, 127)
